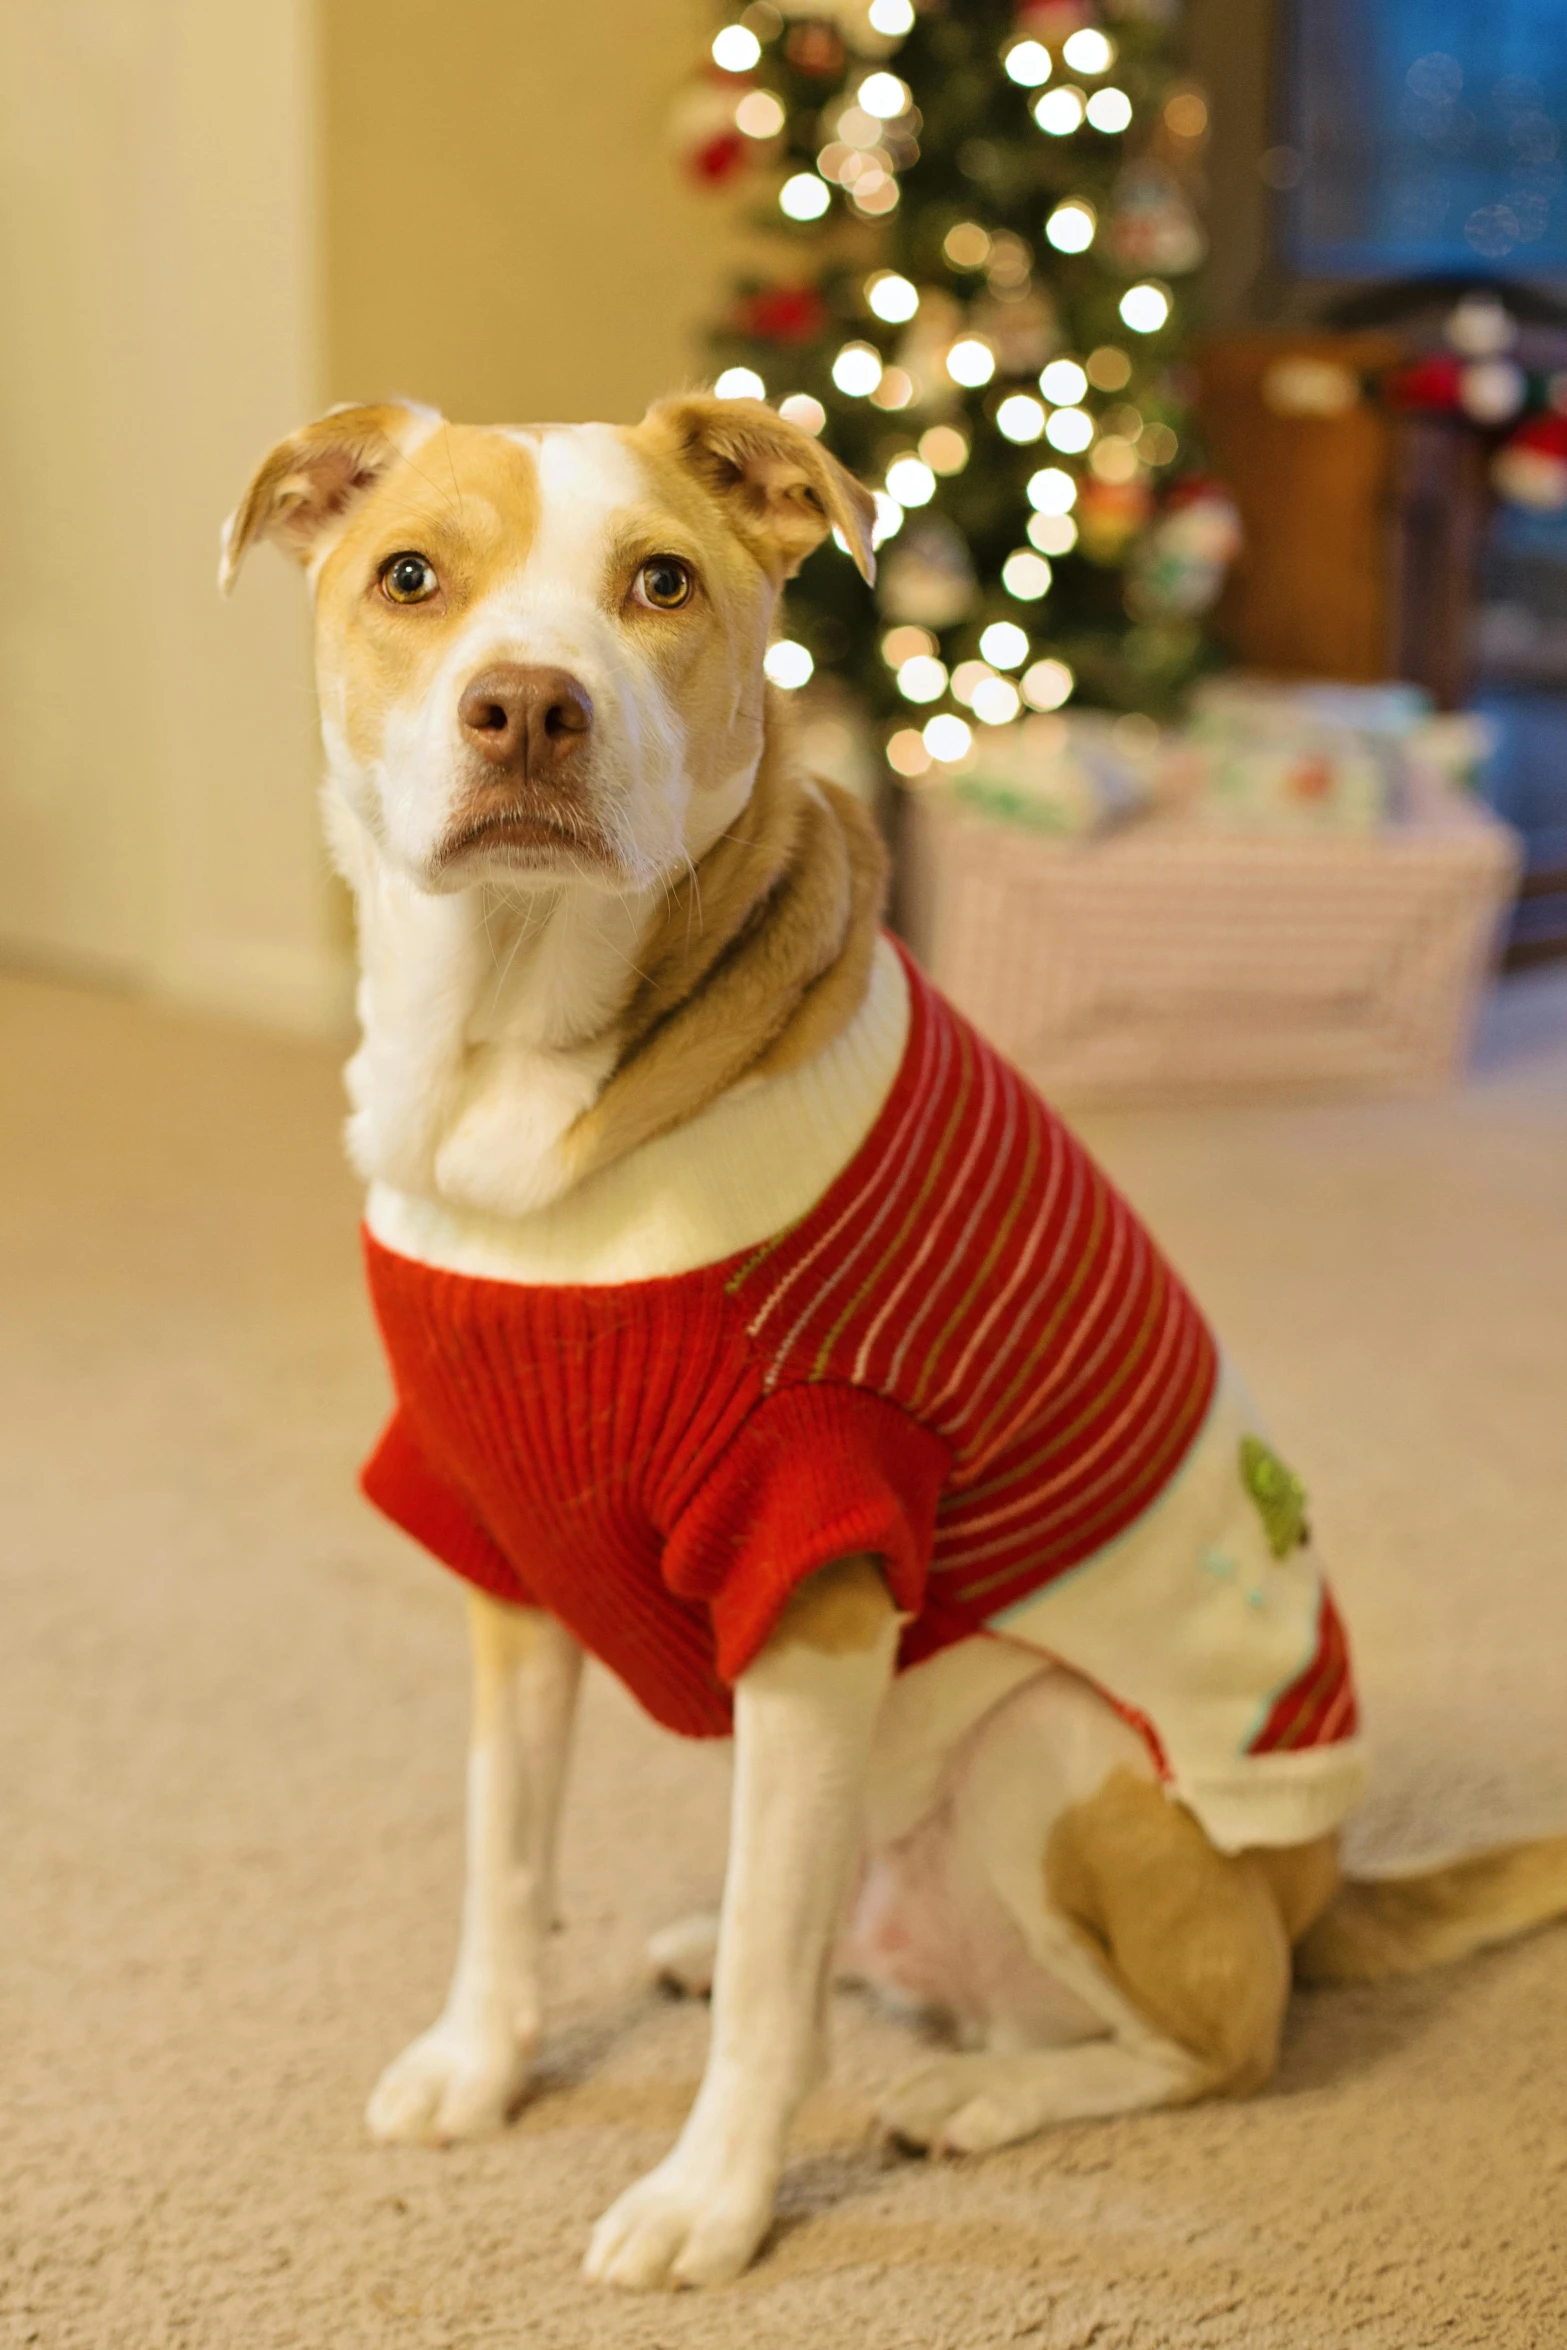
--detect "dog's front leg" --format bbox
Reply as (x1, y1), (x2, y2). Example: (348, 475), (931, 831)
(367, 1590), (582, 2144)
(585, 1557), (897, 2290)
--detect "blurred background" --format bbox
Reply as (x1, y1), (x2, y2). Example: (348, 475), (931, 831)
(4, 0), (1564, 1062)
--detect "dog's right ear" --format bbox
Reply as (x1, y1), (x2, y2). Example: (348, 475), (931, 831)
(218, 401), (432, 595)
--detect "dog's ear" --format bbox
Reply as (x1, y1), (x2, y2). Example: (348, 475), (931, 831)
(646, 395), (877, 585)
(218, 401), (433, 594)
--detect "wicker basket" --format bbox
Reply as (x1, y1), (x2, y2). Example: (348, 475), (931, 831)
(897, 787), (1521, 1105)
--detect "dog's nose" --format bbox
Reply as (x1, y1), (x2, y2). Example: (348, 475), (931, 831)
(457, 663), (593, 776)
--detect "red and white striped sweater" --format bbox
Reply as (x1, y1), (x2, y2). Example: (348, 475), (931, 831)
(363, 938), (1361, 1841)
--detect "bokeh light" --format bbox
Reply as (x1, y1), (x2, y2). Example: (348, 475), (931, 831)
(778, 392), (826, 434)
(872, 490), (904, 545)
(858, 71), (910, 119)
(711, 23), (762, 72)
(763, 640), (814, 688)
(832, 340), (884, 396)
(1003, 40), (1053, 87)
(735, 90), (786, 138)
(1062, 27), (1114, 73)
(1027, 465), (1078, 513)
(1034, 87), (1085, 136)
(919, 425), (970, 474)
(923, 713), (973, 762)
(996, 394), (1046, 443)
(1044, 405), (1094, 453)
(870, 366), (915, 409)
(1120, 281), (1171, 333)
(881, 624), (936, 667)
(868, 0), (915, 30)
(1089, 434), (1141, 483)
(780, 172), (830, 221)
(1045, 200), (1096, 254)
(943, 221), (992, 269)
(714, 367), (765, 400)
(1021, 657), (1074, 711)
(897, 654), (949, 703)
(946, 337), (997, 387)
(1027, 510), (1078, 555)
(1001, 549), (1053, 599)
(1087, 344), (1133, 390)
(885, 725), (932, 776)
(972, 675), (1022, 726)
(979, 619), (1030, 669)
(866, 271), (920, 323)
(1039, 357), (1088, 406)
(1086, 88), (1132, 132)
(951, 659), (993, 706)
(885, 456), (936, 507)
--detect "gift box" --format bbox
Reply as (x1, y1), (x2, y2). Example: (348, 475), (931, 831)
(897, 782), (1521, 1104)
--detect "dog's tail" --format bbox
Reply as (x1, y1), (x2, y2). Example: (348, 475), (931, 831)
(1295, 1834), (1567, 1985)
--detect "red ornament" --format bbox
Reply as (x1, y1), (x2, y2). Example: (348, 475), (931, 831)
(738, 285), (830, 344)
(1381, 355), (1462, 413)
(689, 130), (748, 185)
(1493, 412), (1567, 512)
(785, 22), (845, 77)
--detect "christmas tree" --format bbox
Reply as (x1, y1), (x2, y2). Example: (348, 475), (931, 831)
(675, 0), (1232, 776)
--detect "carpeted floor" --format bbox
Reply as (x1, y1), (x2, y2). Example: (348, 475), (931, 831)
(3, 962), (1565, 2350)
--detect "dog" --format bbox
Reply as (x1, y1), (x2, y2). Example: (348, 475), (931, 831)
(222, 395), (1567, 2292)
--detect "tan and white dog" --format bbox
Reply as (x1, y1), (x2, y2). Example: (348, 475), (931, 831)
(223, 396), (1567, 2293)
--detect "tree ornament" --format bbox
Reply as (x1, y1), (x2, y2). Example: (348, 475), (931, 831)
(1106, 160), (1206, 275)
(1493, 414), (1567, 514)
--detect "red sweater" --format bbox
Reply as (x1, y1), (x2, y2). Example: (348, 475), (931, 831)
(360, 945), (1247, 1740)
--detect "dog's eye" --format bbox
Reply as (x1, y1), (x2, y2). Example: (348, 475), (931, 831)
(635, 557), (694, 611)
(380, 552), (439, 605)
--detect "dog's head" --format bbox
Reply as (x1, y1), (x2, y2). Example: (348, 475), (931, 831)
(221, 397), (875, 896)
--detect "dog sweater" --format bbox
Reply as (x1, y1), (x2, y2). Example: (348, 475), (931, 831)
(362, 936), (1365, 1851)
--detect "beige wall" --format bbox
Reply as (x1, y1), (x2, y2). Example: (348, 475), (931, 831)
(321, 0), (734, 425)
(0, 0), (343, 1030)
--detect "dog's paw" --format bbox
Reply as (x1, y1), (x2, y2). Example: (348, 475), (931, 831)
(878, 2054), (1040, 2156)
(644, 1911), (721, 1998)
(365, 2014), (537, 2146)
(583, 2151), (776, 2290)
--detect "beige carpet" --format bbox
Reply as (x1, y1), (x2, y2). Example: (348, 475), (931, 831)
(3, 963), (1566, 2350)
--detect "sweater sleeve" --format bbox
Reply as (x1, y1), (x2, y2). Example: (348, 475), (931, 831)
(662, 1382), (950, 1687)
(361, 1409), (539, 1611)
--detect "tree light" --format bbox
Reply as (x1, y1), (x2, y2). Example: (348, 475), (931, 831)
(979, 620), (1030, 670)
(1045, 200), (1096, 254)
(1087, 343), (1133, 390)
(1028, 510), (1078, 555)
(868, 0), (915, 30)
(1086, 87), (1133, 133)
(1027, 465), (1078, 513)
(882, 625), (936, 667)
(712, 23), (762, 71)
(951, 660), (994, 706)
(1003, 39), (1053, 87)
(714, 367), (765, 400)
(920, 425), (970, 474)
(764, 640), (814, 689)
(885, 456), (936, 507)
(1002, 549), (1053, 599)
(866, 271), (920, 323)
(923, 713), (973, 762)
(1062, 28), (1114, 74)
(943, 221), (992, 269)
(778, 392), (826, 435)
(857, 71), (910, 119)
(1034, 87), (1084, 135)
(871, 366), (915, 409)
(1039, 357), (1088, 406)
(897, 655), (949, 704)
(1120, 281), (1171, 333)
(946, 337), (996, 387)
(1044, 405), (1093, 454)
(1021, 658), (1074, 712)
(735, 90), (786, 138)
(832, 340), (884, 396)
(872, 491), (904, 546)
(1090, 434), (1141, 484)
(972, 675), (1022, 726)
(996, 394), (1046, 443)
(780, 173), (830, 221)
(885, 725), (931, 777)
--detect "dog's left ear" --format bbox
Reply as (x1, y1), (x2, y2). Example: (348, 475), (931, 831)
(646, 394), (877, 585)
(218, 400), (431, 594)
